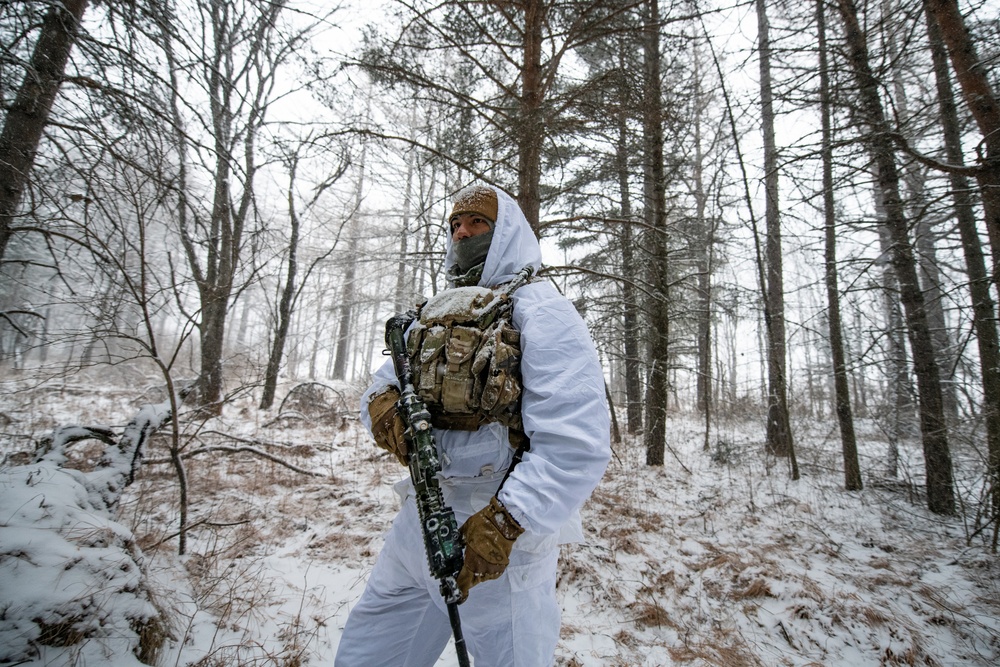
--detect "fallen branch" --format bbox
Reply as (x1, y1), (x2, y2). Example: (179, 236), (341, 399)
(146, 444), (325, 477)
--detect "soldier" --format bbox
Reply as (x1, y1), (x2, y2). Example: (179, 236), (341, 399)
(335, 185), (611, 667)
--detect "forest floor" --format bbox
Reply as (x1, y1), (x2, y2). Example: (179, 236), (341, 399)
(1, 374), (998, 666)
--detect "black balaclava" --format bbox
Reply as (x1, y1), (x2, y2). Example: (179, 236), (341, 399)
(452, 230), (493, 273)
(448, 230), (493, 287)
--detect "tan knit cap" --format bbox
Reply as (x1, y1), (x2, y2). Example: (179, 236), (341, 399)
(449, 185), (498, 225)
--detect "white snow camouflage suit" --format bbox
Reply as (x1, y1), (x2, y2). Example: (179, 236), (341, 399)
(334, 186), (611, 667)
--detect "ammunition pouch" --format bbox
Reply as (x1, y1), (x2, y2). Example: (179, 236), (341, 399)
(407, 285), (526, 442)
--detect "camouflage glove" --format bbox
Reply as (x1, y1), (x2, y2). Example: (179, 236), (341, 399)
(367, 387), (408, 466)
(456, 496), (524, 602)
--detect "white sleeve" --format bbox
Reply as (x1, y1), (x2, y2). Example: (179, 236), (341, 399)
(497, 283), (611, 535)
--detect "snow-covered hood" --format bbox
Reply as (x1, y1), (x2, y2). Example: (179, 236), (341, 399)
(445, 186), (542, 286)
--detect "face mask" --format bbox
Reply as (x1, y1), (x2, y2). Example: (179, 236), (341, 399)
(451, 230), (494, 273)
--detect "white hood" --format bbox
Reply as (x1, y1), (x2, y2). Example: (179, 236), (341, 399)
(445, 186), (542, 286)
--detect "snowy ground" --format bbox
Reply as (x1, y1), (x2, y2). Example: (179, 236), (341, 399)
(1, 377), (998, 666)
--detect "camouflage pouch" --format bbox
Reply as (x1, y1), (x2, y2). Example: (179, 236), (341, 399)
(481, 322), (521, 421)
(441, 325), (482, 414)
(413, 325), (446, 397)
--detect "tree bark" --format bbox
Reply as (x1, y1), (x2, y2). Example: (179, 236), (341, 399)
(260, 159), (302, 410)
(922, 0), (1000, 298)
(0, 0), (89, 263)
(837, 0), (955, 514)
(924, 1), (1000, 526)
(818, 0), (861, 491)
(517, 0), (545, 236)
(755, 0), (797, 477)
(642, 0), (669, 467)
(616, 86), (643, 434)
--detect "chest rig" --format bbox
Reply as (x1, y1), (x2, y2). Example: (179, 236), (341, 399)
(406, 268), (533, 443)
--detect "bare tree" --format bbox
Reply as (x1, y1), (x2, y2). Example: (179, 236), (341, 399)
(921, 0), (1000, 299)
(817, 0), (861, 491)
(155, 0), (318, 414)
(259, 139), (349, 408)
(0, 0), (88, 263)
(836, 0), (955, 514)
(755, 0), (797, 477)
(642, 0), (670, 466)
(922, 1), (1000, 541)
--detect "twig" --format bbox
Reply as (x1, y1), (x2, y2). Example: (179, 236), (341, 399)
(150, 517), (252, 549)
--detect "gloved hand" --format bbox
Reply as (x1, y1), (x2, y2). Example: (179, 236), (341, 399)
(456, 496), (524, 602)
(367, 387), (408, 466)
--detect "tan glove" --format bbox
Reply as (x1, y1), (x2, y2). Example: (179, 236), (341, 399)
(367, 387), (408, 465)
(456, 496), (524, 602)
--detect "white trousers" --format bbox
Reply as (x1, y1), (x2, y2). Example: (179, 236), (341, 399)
(334, 498), (560, 667)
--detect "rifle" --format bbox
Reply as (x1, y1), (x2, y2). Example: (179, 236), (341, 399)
(384, 313), (470, 667)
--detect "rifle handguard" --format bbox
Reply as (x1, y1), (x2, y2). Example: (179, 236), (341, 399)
(383, 312), (465, 605)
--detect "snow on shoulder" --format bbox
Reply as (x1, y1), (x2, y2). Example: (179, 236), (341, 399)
(420, 286), (499, 325)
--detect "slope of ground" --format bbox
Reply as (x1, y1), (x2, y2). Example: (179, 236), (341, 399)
(1, 381), (997, 665)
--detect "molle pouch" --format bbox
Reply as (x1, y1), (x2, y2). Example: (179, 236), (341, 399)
(441, 325), (481, 413)
(406, 322), (426, 359)
(415, 325), (446, 398)
(481, 323), (521, 418)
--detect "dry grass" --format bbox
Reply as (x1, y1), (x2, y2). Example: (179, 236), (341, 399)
(628, 599), (677, 630)
(733, 578), (774, 600)
(690, 550), (745, 573)
(668, 638), (765, 667)
(863, 606), (892, 626)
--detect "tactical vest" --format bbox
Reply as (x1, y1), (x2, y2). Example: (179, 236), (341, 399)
(406, 282), (528, 443)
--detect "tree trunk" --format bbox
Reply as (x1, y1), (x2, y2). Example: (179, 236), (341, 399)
(518, 0), (544, 236)
(198, 291), (229, 413)
(883, 0), (958, 423)
(334, 149), (367, 380)
(914, 209), (958, 421)
(871, 180), (913, 478)
(616, 87), (642, 434)
(756, 0), (797, 476)
(922, 0), (1000, 298)
(0, 0), (89, 262)
(333, 233), (358, 380)
(395, 144), (415, 315)
(818, 0), (861, 491)
(837, 0), (955, 514)
(642, 0), (669, 467)
(924, 2), (1000, 528)
(691, 37), (713, 420)
(260, 159), (302, 410)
